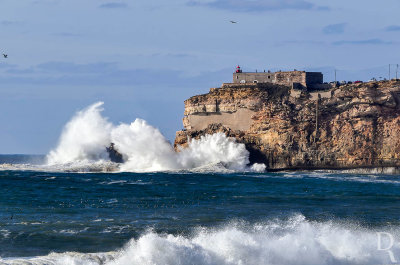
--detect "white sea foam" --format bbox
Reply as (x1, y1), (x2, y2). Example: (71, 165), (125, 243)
(2, 215), (399, 265)
(250, 163), (267, 172)
(44, 102), (263, 173)
(0, 229), (10, 239)
(99, 180), (127, 185)
(58, 227), (89, 235)
(47, 102), (113, 165)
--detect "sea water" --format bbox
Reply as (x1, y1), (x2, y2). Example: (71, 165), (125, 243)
(1, 102), (400, 264)
(1, 168), (400, 264)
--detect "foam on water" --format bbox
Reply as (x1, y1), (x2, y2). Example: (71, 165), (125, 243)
(43, 102), (262, 173)
(2, 215), (398, 265)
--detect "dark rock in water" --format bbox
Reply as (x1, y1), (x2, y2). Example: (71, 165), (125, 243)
(106, 143), (124, 163)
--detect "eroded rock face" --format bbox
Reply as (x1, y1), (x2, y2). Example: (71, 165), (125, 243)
(174, 81), (400, 170)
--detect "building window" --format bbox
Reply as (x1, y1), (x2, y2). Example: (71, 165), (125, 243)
(268, 76), (271, 79)
(253, 80), (258, 83)
(240, 80), (246, 83)
(236, 76), (238, 79)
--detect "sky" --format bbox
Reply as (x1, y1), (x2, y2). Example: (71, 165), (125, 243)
(1, 0), (400, 154)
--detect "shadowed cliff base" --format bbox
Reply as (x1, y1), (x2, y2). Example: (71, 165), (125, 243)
(175, 80), (400, 172)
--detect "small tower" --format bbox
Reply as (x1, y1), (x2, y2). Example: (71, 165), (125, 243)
(235, 65), (242, 73)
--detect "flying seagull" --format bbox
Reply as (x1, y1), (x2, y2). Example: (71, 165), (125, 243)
(230, 20), (237, 24)
(3, 54), (7, 58)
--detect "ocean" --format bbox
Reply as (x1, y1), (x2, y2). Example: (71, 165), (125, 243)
(1, 160), (400, 264)
(2, 102), (400, 264)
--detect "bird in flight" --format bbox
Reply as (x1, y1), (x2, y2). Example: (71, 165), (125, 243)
(230, 21), (237, 24)
(3, 54), (8, 58)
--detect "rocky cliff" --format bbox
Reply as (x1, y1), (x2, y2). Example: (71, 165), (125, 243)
(174, 81), (400, 171)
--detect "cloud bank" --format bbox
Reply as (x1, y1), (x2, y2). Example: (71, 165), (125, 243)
(99, 2), (128, 9)
(323, 23), (346, 34)
(333, 38), (393, 46)
(385, 25), (400, 32)
(187, 0), (328, 12)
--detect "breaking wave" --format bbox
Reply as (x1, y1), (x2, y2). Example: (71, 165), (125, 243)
(1, 215), (398, 265)
(45, 102), (264, 173)
(47, 102), (112, 165)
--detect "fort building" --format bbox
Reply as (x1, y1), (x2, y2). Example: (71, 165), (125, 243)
(231, 66), (328, 90)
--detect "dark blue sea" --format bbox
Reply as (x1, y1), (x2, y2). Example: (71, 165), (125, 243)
(1, 156), (400, 264)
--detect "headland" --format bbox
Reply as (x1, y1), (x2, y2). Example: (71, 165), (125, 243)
(174, 67), (400, 172)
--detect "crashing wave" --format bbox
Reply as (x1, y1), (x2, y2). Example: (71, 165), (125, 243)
(45, 102), (265, 173)
(1, 215), (398, 265)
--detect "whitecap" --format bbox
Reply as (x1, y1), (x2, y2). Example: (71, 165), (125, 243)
(43, 102), (265, 173)
(2, 215), (399, 265)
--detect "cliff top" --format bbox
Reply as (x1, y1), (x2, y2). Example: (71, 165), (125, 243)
(185, 80), (400, 106)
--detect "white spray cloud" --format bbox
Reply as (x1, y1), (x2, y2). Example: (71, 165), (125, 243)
(112, 119), (181, 172)
(46, 102), (263, 172)
(47, 102), (112, 165)
(178, 133), (249, 171)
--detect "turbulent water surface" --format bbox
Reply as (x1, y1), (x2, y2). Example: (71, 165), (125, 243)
(2, 103), (400, 264)
(1, 163), (400, 264)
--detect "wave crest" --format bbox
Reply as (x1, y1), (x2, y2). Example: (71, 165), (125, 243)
(2, 215), (398, 265)
(47, 102), (112, 165)
(45, 102), (260, 173)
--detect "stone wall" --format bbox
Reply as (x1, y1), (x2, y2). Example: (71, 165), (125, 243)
(274, 71), (307, 86)
(221, 82), (285, 90)
(306, 72), (323, 85)
(232, 71), (324, 89)
(233, 72), (274, 84)
(184, 109), (255, 131)
(182, 84), (278, 132)
(307, 83), (331, 91)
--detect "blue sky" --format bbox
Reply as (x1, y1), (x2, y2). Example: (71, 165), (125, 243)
(1, 0), (400, 153)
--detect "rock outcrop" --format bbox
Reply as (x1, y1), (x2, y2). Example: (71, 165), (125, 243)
(174, 81), (400, 171)
(106, 143), (124, 163)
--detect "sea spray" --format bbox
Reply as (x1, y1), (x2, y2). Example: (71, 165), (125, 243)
(112, 119), (181, 172)
(177, 133), (250, 171)
(2, 215), (398, 265)
(47, 102), (112, 165)
(46, 102), (261, 172)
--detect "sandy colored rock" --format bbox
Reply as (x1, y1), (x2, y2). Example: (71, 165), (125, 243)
(174, 80), (400, 170)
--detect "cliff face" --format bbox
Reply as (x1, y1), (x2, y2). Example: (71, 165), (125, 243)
(174, 81), (400, 170)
